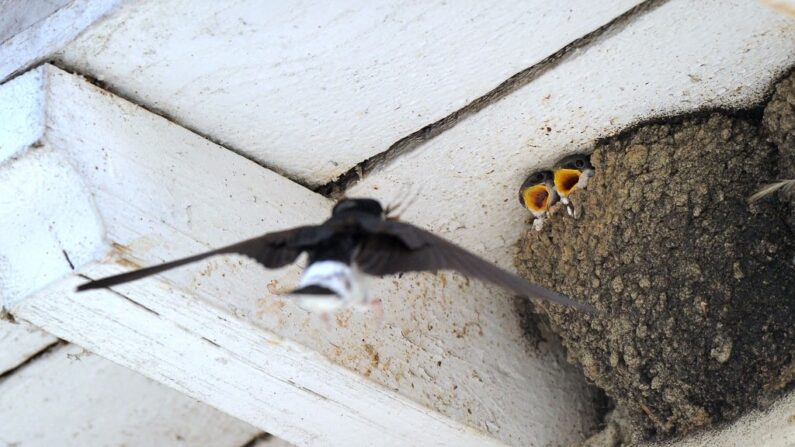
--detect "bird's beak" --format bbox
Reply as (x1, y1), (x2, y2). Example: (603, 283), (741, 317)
(554, 168), (582, 197)
(522, 184), (551, 212)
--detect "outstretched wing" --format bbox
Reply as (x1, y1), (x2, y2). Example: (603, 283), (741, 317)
(355, 220), (593, 312)
(76, 225), (334, 291)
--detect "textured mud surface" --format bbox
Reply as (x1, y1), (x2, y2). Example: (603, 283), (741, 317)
(515, 72), (795, 442)
(762, 72), (795, 231)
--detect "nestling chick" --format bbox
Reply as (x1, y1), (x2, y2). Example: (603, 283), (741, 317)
(519, 170), (558, 230)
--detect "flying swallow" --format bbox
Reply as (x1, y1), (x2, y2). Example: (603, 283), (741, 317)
(518, 170), (558, 230)
(77, 198), (593, 313)
(553, 154), (595, 216)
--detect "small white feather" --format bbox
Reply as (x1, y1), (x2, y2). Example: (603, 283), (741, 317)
(748, 179), (795, 204)
(296, 261), (369, 312)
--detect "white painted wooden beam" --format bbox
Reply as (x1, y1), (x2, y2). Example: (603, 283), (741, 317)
(0, 0), (125, 83)
(0, 342), (262, 446)
(1, 65), (596, 446)
(52, 0), (643, 186)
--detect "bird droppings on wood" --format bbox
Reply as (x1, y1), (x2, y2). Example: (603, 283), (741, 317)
(362, 343), (380, 377)
(109, 242), (144, 270)
(0, 308), (16, 324)
(335, 311), (351, 328)
(515, 71), (795, 443)
(254, 298), (286, 320)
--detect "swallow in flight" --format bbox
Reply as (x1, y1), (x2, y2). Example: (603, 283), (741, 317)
(77, 198), (592, 313)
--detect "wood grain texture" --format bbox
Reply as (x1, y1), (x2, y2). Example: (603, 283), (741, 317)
(3, 65), (597, 446)
(0, 343), (260, 447)
(54, 0), (642, 186)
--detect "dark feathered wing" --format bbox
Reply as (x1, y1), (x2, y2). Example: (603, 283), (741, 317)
(355, 220), (593, 312)
(76, 225), (333, 291)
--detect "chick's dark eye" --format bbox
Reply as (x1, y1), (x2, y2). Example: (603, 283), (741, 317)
(576, 160), (585, 168)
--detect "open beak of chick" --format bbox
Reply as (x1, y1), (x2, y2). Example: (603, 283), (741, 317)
(519, 170), (558, 229)
(553, 154), (595, 215)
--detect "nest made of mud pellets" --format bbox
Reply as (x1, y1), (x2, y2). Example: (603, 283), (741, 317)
(515, 105), (795, 441)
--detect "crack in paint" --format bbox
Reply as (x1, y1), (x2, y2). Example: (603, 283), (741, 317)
(238, 432), (272, 447)
(0, 339), (66, 383)
(76, 272), (161, 317)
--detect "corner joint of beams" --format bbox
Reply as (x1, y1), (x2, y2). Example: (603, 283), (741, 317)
(0, 66), (106, 310)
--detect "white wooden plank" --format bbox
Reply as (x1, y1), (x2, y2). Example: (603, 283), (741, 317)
(0, 319), (58, 375)
(0, 343), (260, 447)
(54, 0), (642, 186)
(18, 276), (511, 447)
(0, 0), (125, 83)
(2, 65), (598, 446)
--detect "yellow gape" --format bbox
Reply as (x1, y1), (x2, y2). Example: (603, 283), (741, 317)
(554, 168), (582, 197)
(522, 184), (551, 213)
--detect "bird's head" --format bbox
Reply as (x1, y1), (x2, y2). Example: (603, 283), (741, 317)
(554, 154), (594, 198)
(333, 198), (384, 217)
(519, 170), (556, 214)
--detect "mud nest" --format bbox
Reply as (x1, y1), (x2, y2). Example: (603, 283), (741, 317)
(515, 73), (795, 441)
